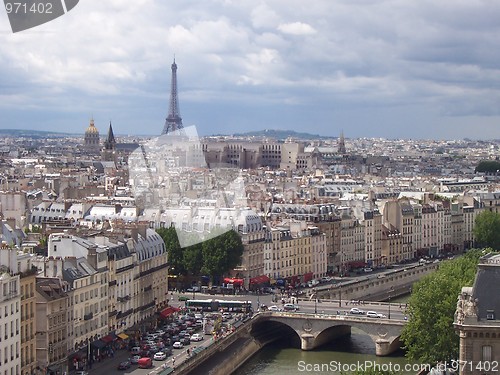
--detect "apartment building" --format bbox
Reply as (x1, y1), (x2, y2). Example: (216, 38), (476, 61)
(361, 210), (383, 268)
(35, 277), (68, 375)
(18, 253), (37, 375)
(128, 226), (168, 323)
(381, 224), (402, 265)
(264, 221), (326, 284)
(0, 269), (21, 375)
(383, 199), (415, 261)
(232, 213), (266, 288)
(92, 236), (136, 334)
(338, 209), (365, 274)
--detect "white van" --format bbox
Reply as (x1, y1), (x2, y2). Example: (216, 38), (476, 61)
(130, 346), (141, 355)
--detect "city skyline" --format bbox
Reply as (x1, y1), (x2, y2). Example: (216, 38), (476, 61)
(1, 1), (500, 140)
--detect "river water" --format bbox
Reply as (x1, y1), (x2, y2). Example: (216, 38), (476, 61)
(239, 294), (425, 375)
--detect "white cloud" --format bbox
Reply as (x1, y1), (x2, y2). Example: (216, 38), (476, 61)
(277, 22), (317, 36)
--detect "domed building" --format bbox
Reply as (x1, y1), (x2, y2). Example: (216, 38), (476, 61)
(84, 118), (100, 153)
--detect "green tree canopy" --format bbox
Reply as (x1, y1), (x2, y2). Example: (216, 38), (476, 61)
(401, 249), (484, 363)
(475, 160), (500, 174)
(157, 227), (244, 280)
(156, 227), (185, 275)
(201, 230), (244, 282)
(183, 242), (203, 276)
(473, 210), (500, 249)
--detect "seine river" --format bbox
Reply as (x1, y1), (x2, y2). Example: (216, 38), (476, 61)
(239, 294), (424, 375)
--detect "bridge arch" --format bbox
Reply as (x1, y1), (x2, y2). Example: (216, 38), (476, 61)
(250, 318), (301, 348)
(251, 313), (404, 356)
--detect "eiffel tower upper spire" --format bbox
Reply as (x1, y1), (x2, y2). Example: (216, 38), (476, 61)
(162, 58), (184, 135)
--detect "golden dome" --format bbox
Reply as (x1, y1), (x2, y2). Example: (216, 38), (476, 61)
(85, 119), (99, 134)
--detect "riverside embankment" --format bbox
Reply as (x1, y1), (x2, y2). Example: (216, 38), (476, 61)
(315, 262), (439, 302)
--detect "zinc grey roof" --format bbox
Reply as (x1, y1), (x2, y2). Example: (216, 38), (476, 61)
(472, 254), (500, 320)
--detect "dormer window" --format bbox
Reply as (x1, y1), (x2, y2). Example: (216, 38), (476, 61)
(486, 310), (495, 320)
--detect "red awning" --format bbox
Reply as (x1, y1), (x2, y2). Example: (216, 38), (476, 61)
(250, 275), (270, 285)
(348, 261), (366, 268)
(100, 335), (114, 344)
(160, 306), (180, 319)
(223, 278), (244, 285)
(303, 272), (314, 282)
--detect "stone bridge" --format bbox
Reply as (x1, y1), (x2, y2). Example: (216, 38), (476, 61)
(250, 312), (406, 356)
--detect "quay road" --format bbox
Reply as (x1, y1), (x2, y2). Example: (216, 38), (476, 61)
(83, 327), (217, 375)
(171, 290), (408, 321)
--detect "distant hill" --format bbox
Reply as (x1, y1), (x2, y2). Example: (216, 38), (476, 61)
(0, 129), (78, 138)
(216, 129), (333, 140)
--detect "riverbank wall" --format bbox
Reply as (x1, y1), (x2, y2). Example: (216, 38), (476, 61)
(316, 263), (439, 302)
(175, 318), (261, 375)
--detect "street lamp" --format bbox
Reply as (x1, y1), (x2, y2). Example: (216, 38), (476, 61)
(313, 289), (317, 314)
(339, 283), (342, 308)
(388, 286), (394, 319)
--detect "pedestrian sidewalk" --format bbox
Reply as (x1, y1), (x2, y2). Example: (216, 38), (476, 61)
(68, 348), (129, 374)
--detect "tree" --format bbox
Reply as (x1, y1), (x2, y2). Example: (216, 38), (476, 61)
(183, 242), (203, 276)
(473, 210), (500, 249)
(475, 160), (500, 174)
(157, 227), (244, 282)
(201, 230), (244, 283)
(156, 227), (185, 275)
(400, 250), (484, 363)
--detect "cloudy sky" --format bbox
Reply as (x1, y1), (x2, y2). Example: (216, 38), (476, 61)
(1, 0), (500, 140)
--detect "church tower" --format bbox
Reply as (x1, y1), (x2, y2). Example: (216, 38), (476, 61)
(102, 121), (117, 162)
(84, 118), (100, 154)
(338, 130), (347, 154)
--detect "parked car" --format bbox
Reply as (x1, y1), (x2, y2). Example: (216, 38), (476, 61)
(268, 305), (280, 311)
(130, 355), (141, 364)
(153, 352), (167, 361)
(138, 357), (153, 369)
(366, 311), (380, 318)
(349, 308), (365, 315)
(173, 341), (183, 349)
(117, 361), (131, 370)
(364, 267), (373, 273)
(190, 333), (203, 342)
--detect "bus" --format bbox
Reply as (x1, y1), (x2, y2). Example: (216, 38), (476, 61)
(185, 299), (216, 311)
(185, 299), (252, 312)
(217, 300), (252, 313)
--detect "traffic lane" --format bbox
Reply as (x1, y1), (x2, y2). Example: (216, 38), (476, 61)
(121, 337), (214, 375)
(285, 301), (407, 320)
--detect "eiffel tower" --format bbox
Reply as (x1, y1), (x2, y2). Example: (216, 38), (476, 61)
(162, 58), (184, 135)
